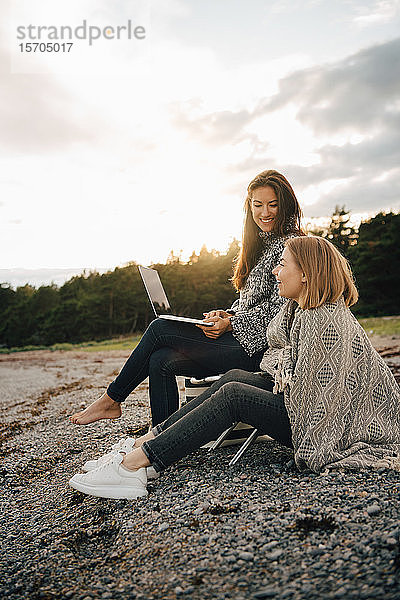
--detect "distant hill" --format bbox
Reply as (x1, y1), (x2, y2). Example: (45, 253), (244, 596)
(0, 267), (110, 289)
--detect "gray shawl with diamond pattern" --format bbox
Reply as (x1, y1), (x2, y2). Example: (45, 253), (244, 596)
(260, 298), (400, 472)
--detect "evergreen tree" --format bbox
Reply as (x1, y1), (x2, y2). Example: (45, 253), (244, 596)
(325, 205), (358, 258)
(351, 212), (400, 317)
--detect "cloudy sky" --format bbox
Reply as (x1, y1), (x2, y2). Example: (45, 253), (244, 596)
(1, 0), (400, 287)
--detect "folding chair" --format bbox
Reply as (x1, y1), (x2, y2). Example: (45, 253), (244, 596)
(183, 376), (271, 464)
(208, 422), (261, 466)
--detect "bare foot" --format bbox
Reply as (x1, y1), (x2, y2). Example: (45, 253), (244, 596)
(69, 393), (122, 425)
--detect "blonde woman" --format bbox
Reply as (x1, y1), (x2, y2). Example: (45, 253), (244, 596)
(69, 237), (400, 499)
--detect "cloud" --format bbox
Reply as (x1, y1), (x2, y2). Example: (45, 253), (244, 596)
(0, 0), (151, 156)
(260, 35), (400, 215)
(268, 130), (400, 216)
(1, 79), (98, 154)
(305, 169), (400, 216)
(264, 36), (400, 134)
(353, 0), (400, 26)
(170, 103), (255, 146)
(171, 37), (400, 151)
(282, 126), (400, 187)
(0, 47), (101, 154)
(218, 37), (400, 216)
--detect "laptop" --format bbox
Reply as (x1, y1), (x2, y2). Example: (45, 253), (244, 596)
(138, 265), (213, 327)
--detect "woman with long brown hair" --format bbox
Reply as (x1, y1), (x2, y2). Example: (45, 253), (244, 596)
(70, 170), (303, 429)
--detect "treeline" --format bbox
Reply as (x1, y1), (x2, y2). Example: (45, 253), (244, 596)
(0, 242), (239, 348)
(317, 209), (399, 317)
(1, 211), (399, 349)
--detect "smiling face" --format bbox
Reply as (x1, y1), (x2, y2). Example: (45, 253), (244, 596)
(250, 186), (279, 233)
(272, 246), (306, 303)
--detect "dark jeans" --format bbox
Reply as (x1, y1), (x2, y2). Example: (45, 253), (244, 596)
(107, 318), (263, 425)
(141, 369), (292, 472)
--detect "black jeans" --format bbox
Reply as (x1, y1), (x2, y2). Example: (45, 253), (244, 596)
(141, 369), (292, 472)
(107, 319), (263, 425)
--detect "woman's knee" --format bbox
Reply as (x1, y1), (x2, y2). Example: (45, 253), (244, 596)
(219, 368), (248, 384)
(202, 381), (241, 421)
(149, 348), (179, 376)
(146, 317), (166, 337)
(208, 381), (241, 408)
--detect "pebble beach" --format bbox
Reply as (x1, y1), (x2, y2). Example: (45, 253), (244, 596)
(1, 342), (400, 600)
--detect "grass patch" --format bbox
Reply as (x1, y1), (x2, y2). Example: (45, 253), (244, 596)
(0, 335), (141, 354)
(359, 316), (400, 337)
(79, 337), (141, 352)
(2, 315), (400, 354)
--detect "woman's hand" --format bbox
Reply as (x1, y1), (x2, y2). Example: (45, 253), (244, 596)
(202, 309), (232, 320)
(197, 315), (233, 339)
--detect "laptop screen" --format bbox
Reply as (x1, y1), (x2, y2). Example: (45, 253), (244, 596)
(138, 266), (171, 315)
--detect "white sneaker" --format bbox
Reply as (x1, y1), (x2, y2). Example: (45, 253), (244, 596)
(82, 437), (160, 480)
(82, 437), (136, 472)
(69, 453), (148, 499)
(147, 465), (160, 480)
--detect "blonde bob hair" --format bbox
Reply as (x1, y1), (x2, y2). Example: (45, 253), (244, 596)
(285, 236), (358, 309)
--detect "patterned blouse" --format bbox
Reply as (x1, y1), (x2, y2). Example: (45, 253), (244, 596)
(229, 231), (294, 356)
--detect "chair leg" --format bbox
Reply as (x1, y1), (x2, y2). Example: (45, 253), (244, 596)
(208, 422), (238, 452)
(228, 428), (259, 467)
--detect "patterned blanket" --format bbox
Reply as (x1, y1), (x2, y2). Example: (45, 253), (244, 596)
(260, 298), (400, 472)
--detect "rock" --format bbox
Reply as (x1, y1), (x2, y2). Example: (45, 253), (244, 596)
(183, 586), (195, 594)
(367, 504), (381, 516)
(263, 540), (279, 550)
(253, 586), (277, 598)
(386, 537), (397, 546)
(238, 551), (254, 561)
(334, 587), (349, 598)
(174, 587), (184, 596)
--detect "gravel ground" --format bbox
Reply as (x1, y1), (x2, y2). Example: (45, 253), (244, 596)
(1, 341), (400, 600)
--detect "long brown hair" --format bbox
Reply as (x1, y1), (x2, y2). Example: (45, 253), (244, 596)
(232, 170), (303, 290)
(286, 236), (358, 309)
